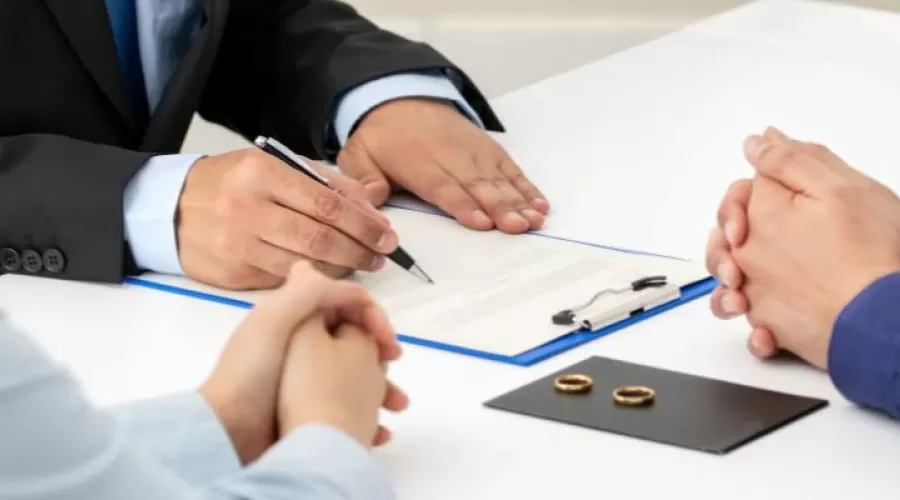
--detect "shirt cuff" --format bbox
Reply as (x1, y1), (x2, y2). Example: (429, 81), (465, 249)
(211, 424), (394, 500)
(106, 391), (242, 487)
(332, 71), (484, 147)
(828, 271), (900, 419)
(123, 154), (203, 275)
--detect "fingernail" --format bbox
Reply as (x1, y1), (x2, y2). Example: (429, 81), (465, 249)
(504, 212), (529, 228)
(523, 208), (544, 221)
(532, 198), (550, 210)
(724, 221), (738, 246)
(368, 254), (385, 271)
(473, 210), (491, 226)
(745, 135), (766, 160)
(376, 231), (397, 253)
(750, 332), (765, 352)
(765, 126), (789, 142)
(721, 292), (737, 314)
(716, 262), (729, 283)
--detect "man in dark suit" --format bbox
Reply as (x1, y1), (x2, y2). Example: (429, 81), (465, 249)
(0, 0), (550, 290)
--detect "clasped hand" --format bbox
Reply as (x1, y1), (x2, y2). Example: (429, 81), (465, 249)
(198, 262), (406, 464)
(706, 127), (900, 368)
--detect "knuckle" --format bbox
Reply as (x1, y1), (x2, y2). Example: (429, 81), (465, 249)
(211, 229), (240, 257)
(460, 177), (490, 192)
(359, 219), (386, 247)
(305, 226), (335, 257)
(271, 213), (302, 243)
(354, 250), (376, 270)
(759, 144), (796, 172)
(827, 182), (858, 203)
(504, 166), (529, 186)
(213, 195), (238, 219)
(313, 190), (344, 222)
(224, 154), (273, 192)
(807, 143), (829, 156)
(368, 180), (391, 205)
(234, 152), (269, 178)
(426, 176), (461, 202)
(725, 179), (748, 199)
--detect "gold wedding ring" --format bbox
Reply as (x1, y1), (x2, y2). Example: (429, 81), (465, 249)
(554, 374), (594, 394)
(612, 386), (655, 407)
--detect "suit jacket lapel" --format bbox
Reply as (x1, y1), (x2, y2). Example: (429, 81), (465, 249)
(44, 0), (137, 131)
(141, 0), (228, 151)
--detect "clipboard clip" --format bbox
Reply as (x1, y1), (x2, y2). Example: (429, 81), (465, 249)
(551, 275), (669, 326)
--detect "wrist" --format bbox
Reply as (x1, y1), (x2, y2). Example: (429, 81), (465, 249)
(279, 407), (371, 450)
(199, 384), (276, 464)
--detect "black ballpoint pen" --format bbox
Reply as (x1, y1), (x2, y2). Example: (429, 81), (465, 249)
(253, 136), (434, 284)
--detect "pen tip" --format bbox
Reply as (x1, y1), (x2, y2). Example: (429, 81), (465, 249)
(411, 265), (435, 284)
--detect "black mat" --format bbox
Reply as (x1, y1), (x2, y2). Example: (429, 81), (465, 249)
(485, 356), (828, 454)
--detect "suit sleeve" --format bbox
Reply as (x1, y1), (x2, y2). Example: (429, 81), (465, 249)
(828, 272), (900, 419)
(0, 134), (152, 283)
(197, 0), (503, 161)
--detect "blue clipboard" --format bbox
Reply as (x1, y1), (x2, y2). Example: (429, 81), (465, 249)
(124, 204), (718, 367)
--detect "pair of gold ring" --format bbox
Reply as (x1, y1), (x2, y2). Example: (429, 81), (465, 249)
(553, 374), (655, 406)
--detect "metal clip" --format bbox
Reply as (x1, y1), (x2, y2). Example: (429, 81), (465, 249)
(551, 275), (669, 326)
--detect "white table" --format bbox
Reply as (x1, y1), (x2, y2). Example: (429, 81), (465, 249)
(3, 0), (900, 498)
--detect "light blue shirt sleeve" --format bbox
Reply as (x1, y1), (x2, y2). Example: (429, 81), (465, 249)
(123, 72), (483, 276)
(106, 392), (242, 486)
(0, 317), (396, 500)
(332, 71), (485, 145)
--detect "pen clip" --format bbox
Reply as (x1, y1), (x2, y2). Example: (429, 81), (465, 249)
(254, 136), (331, 186)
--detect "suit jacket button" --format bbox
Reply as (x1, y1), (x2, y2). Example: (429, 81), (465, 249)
(0, 247), (21, 272)
(21, 250), (43, 274)
(43, 248), (66, 274)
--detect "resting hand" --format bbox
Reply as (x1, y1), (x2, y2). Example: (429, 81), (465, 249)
(338, 99), (550, 234)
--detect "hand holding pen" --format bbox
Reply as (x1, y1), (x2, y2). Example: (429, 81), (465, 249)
(175, 137), (430, 290)
(255, 137), (433, 283)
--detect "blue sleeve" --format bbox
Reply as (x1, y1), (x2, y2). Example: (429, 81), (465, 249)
(332, 71), (484, 146)
(0, 319), (396, 500)
(828, 272), (900, 419)
(122, 154), (203, 276)
(106, 392), (241, 487)
(208, 424), (395, 500)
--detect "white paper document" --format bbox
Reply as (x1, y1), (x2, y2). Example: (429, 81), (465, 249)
(139, 207), (709, 356)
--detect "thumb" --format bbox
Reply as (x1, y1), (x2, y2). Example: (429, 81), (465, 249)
(337, 142), (392, 207)
(744, 127), (842, 200)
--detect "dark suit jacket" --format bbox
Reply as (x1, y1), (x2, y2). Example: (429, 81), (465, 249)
(0, 0), (501, 283)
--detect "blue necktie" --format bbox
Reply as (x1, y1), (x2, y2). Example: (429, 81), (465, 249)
(105, 0), (149, 120)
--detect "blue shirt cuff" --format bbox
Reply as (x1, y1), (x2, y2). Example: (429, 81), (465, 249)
(123, 154), (202, 275)
(107, 391), (242, 486)
(829, 271), (900, 419)
(332, 71), (484, 146)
